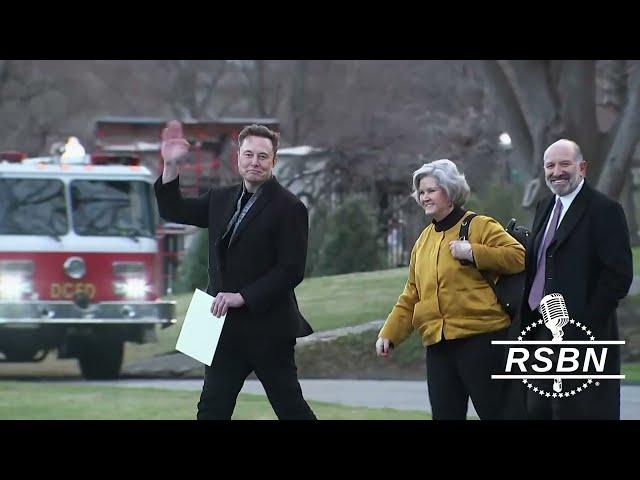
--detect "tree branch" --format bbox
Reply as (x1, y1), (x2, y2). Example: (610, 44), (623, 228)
(0, 60), (9, 100)
(556, 60), (600, 173)
(479, 60), (533, 175)
(601, 61), (629, 163)
(195, 61), (227, 118)
(597, 62), (640, 198)
(509, 60), (562, 166)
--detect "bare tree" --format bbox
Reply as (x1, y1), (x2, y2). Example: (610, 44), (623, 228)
(479, 60), (640, 206)
(162, 60), (231, 120)
(234, 60), (287, 118)
(0, 61), (70, 153)
(0, 60), (9, 99)
(287, 60), (334, 145)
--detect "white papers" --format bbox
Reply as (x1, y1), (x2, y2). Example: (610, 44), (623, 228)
(175, 289), (225, 366)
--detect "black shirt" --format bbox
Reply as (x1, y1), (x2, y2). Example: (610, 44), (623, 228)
(432, 206), (467, 232)
(220, 191), (254, 254)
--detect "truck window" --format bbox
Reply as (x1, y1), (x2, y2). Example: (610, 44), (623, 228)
(70, 180), (155, 237)
(0, 178), (68, 235)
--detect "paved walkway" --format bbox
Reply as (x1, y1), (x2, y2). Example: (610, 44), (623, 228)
(82, 378), (640, 420)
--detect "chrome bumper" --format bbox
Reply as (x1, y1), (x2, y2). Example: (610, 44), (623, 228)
(0, 300), (176, 327)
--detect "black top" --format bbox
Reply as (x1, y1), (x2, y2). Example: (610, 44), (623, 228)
(240, 191), (254, 211)
(432, 206), (467, 232)
(220, 190), (254, 254)
(154, 173), (313, 338)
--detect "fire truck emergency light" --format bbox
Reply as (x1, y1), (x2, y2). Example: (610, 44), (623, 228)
(60, 137), (86, 164)
(0, 274), (33, 300)
(113, 279), (149, 299)
(0, 260), (34, 300)
(0, 151), (27, 163)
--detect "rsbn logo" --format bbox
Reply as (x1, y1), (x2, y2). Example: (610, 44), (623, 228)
(492, 293), (625, 399)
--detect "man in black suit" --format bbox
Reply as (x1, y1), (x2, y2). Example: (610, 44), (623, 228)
(155, 121), (316, 420)
(516, 139), (633, 420)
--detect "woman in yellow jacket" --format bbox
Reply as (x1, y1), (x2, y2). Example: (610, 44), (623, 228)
(376, 159), (525, 420)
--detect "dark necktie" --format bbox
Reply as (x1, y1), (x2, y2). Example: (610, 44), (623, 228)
(527, 198), (563, 310)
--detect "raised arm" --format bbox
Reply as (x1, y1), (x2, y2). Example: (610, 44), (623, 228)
(161, 120), (190, 184)
(154, 120), (209, 228)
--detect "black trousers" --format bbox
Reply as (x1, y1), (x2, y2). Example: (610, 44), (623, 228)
(526, 376), (620, 420)
(197, 324), (316, 420)
(523, 309), (621, 420)
(426, 328), (509, 420)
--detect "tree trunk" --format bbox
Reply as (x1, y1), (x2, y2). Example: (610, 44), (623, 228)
(557, 61), (600, 174)
(621, 174), (639, 245)
(290, 60), (307, 145)
(509, 60), (563, 167)
(479, 60), (532, 176)
(597, 64), (640, 198)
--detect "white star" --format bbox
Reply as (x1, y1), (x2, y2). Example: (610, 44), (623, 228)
(582, 383), (588, 389)
(521, 330), (526, 336)
(528, 383), (533, 389)
(538, 320), (543, 325)
(522, 379), (528, 384)
(518, 336), (523, 341)
(546, 392), (551, 398)
(552, 393), (557, 398)
(526, 326), (531, 331)
(586, 330), (592, 335)
(576, 322), (582, 327)
(570, 390), (576, 396)
(569, 319), (575, 324)
(533, 387), (539, 392)
(590, 336), (595, 341)
(577, 387), (582, 392)
(564, 392), (570, 398)
(581, 325), (587, 331)
(539, 390), (546, 395)
(588, 379), (593, 384)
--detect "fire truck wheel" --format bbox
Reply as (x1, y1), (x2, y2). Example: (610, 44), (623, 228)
(77, 338), (124, 380)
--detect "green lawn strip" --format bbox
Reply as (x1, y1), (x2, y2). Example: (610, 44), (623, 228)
(124, 268), (408, 364)
(0, 382), (430, 420)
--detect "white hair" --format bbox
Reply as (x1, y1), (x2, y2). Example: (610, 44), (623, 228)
(411, 159), (470, 208)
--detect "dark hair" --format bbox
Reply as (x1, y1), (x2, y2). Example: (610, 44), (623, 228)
(237, 124), (279, 155)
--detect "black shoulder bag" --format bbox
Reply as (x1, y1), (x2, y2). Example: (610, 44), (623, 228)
(458, 214), (529, 319)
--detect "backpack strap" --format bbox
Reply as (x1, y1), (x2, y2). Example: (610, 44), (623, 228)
(458, 212), (478, 242)
(458, 213), (498, 294)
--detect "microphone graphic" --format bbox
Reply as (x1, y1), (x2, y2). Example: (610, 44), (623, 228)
(540, 293), (570, 393)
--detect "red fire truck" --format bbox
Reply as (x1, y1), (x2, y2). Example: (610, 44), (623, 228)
(0, 147), (176, 379)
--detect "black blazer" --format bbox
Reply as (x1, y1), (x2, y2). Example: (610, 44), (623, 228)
(155, 175), (313, 339)
(518, 181), (632, 340)
(514, 181), (633, 419)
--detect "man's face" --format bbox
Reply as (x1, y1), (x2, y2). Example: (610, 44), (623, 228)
(237, 135), (276, 186)
(544, 145), (586, 196)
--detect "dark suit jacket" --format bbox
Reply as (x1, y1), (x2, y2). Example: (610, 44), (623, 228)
(155, 175), (313, 340)
(515, 181), (633, 418)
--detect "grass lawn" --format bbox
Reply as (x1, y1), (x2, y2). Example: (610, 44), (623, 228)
(295, 267), (408, 330)
(121, 259), (640, 382)
(5, 256), (637, 379)
(622, 362), (640, 383)
(0, 381), (430, 420)
(124, 267), (409, 364)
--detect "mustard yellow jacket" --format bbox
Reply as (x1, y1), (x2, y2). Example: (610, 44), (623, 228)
(379, 212), (525, 347)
